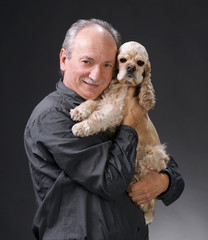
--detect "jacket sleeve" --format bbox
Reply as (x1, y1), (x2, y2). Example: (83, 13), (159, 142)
(157, 156), (185, 206)
(29, 108), (138, 201)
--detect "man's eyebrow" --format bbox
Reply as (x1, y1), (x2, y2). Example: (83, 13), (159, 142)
(80, 56), (94, 61)
(80, 56), (114, 63)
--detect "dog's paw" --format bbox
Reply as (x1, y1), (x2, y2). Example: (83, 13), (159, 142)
(70, 108), (90, 121)
(70, 100), (98, 121)
(72, 122), (93, 137)
(144, 211), (154, 225)
(140, 200), (155, 225)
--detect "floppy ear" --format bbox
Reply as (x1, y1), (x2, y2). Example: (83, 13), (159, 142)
(138, 60), (156, 110)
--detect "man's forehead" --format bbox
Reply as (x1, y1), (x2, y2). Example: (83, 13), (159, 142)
(77, 24), (107, 36)
(75, 25), (116, 47)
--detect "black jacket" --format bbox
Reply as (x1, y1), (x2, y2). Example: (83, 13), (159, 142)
(24, 80), (184, 240)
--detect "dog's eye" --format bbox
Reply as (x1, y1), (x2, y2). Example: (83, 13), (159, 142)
(120, 58), (127, 63)
(137, 60), (144, 66)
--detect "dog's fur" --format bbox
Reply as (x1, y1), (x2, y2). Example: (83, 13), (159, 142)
(70, 41), (169, 224)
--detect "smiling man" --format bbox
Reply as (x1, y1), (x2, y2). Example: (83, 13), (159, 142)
(60, 25), (117, 100)
(24, 19), (184, 240)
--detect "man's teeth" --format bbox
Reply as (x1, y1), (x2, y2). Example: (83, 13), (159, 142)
(83, 79), (101, 85)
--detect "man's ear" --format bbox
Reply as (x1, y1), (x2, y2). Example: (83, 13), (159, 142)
(60, 48), (67, 72)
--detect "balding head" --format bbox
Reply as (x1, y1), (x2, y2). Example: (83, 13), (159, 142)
(62, 19), (121, 59)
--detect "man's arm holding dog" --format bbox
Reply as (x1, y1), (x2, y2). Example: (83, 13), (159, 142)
(122, 87), (183, 206)
(127, 169), (169, 205)
(122, 87), (147, 129)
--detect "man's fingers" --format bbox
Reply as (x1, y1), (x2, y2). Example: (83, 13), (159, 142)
(128, 185), (157, 205)
(126, 87), (136, 100)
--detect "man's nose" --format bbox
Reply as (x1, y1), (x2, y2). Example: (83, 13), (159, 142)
(89, 65), (102, 81)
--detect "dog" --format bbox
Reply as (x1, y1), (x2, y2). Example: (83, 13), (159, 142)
(70, 41), (169, 224)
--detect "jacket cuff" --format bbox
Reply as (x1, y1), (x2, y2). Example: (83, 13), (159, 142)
(157, 156), (185, 206)
(118, 125), (138, 143)
(157, 168), (173, 203)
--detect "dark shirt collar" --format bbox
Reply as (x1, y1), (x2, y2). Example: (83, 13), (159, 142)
(56, 79), (85, 105)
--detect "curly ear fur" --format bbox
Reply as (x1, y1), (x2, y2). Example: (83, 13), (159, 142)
(138, 61), (156, 111)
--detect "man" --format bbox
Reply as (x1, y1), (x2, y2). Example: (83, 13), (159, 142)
(24, 19), (184, 240)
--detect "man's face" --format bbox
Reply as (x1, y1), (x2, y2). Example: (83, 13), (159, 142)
(60, 25), (117, 100)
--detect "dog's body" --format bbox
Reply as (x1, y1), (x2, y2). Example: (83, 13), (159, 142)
(70, 41), (169, 224)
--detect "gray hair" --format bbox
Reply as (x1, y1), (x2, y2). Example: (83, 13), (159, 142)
(62, 18), (122, 59)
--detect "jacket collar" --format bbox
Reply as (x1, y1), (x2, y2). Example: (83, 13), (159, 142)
(56, 79), (85, 105)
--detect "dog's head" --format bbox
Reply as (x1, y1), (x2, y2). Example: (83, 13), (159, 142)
(117, 41), (150, 86)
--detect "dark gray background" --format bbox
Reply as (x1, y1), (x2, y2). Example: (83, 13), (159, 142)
(1, 0), (207, 239)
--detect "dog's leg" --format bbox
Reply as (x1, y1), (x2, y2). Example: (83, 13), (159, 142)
(135, 145), (169, 224)
(139, 144), (169, 172)
(70, 100), (98, 121)
(134, 144), (169, 225)
(136, 113), (161, 146)
(72, 103), (123, 137)
(140, 199), (156, 225)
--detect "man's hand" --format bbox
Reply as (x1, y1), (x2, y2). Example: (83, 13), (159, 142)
(127, 168), (169, 205)
(122, 87), (146, 129)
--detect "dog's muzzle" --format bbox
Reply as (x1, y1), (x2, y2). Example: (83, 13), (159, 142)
(126, 64), (136, 74)
(125, 64), (136, 79)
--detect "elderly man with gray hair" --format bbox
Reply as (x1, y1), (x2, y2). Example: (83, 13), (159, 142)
(24, 19), (184, 240)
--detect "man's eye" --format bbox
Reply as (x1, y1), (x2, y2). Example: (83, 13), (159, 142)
(104, 63), (112, 68)
(120, 58), (127, 63)
(82, 60), (90, 64)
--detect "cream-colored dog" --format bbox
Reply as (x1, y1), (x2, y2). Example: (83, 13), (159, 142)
(70, 41), (169, 224)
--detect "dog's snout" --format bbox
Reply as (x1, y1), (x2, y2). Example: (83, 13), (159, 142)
(127, 64), (136, 73)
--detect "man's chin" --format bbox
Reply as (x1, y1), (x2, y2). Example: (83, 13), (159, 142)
(79, 88), (101, 100)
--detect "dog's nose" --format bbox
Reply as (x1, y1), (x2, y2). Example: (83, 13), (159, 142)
(127, 64), (136, 73)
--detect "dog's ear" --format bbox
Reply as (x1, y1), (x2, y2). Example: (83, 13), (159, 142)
(142, 60), (151, 81)
(138, 60), (156, 110)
